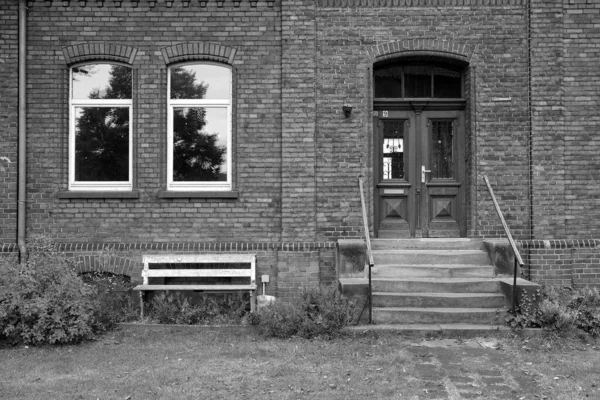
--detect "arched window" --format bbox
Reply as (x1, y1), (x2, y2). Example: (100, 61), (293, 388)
(167, 63), (232, 191)
(374, 63), (463, 99)
(69, 63), (133, 191)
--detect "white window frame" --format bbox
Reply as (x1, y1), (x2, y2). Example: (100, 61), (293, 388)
(68, 63), (133, 191)
(167, 62), (233, 191)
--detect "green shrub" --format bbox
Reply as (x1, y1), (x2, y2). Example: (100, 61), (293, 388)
(0, 238), (97, 345)
(253, 286), (356, 339)
(506, 286), (600, 338)
(80, 271), (139, 331)
(147, 291), (248, 325)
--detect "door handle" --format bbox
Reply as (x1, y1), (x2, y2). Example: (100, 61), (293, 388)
(421, 165), (431, 183)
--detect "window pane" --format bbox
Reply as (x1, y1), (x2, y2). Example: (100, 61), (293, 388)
(172, 107), (228, 182)
(433, 67), (462, 98)
(382, 120), (405, 180)
(74, 107), (130, 182)
(431, 120), (453, 179)
(404, 66), (432, 98)
(170, 64), (231, 100)
(72, 64), (132, 100)
(374, 66), (403, 98)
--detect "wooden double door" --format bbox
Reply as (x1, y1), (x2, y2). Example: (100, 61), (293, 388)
(374, 106), (466, 238)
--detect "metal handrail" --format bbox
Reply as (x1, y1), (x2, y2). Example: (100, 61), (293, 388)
(358, 177), (374, 324)
(482, 175), (525, 311)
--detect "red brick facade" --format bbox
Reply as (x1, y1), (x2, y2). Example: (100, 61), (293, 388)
(1, 0), (600, 293)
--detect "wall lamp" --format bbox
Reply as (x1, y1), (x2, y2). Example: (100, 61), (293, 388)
(342, 104), (353, 118)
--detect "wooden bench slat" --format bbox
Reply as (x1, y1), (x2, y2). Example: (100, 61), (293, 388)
(134, 284), (257, 291)
(143, 269), (253, 278)
(143, 254), (256, 263)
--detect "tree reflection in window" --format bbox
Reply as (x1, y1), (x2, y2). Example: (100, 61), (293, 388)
(173, 107), (226, 182)
(168, 64), (231, 189)
(71, 64), (131, 184)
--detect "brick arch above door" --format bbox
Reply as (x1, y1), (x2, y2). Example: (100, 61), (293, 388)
(366, 39), (475, 64)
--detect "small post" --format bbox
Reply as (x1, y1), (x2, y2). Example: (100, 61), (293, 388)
(512, 257), (518, 313)
(139, 291), (145, 319)
(368, 262), (372, 324)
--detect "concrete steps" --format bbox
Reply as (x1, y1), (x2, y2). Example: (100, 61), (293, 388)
(372, 278), (500, 293)
(371, 238), (484, 250)
(369, 238), (506, 328)
(372, 264), (493, 278)
(373, 249), (490, 265)
(373, 307), (505, 324)
(372, 292), (506, 308)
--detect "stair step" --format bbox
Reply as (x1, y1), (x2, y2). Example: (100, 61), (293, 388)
(372, 278), (500, 293)
(344, 324), (515, 338)
(371, 238), (483, 250)
(372, 264), (493, 278)
(373, 250), (489, 265)
(373, 307), (505, 324)
(372, 292), (506, 308)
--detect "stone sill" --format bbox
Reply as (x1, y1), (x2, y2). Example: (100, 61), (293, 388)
(57, 190), (140, 199)
(157, 190), (239, 199)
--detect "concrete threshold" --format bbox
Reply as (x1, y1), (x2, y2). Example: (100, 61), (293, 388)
(343, 323), (541, 338)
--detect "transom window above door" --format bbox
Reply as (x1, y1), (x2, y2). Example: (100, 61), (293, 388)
(374, 64), (463, 99)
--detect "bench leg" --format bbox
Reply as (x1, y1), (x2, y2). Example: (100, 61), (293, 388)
(139, 291), (145, 319)
(250, 290), (256, 313)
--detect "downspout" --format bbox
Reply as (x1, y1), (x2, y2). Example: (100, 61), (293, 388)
(18, 0), (27, 261)
(527, 0), (533, 242)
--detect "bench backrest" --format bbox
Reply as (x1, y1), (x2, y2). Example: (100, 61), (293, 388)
(141, 254), (256, 286)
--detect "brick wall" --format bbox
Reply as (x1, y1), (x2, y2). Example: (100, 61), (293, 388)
(529, 0), (567, 239)
(25, 0), (283, 243)
(522, 240), (600, 289)
(3, 0), (600, 291)
(562, 2), (600, 238)
(315, 2), (530, 240)
(0, 2), (18, 244)
(281, 0), (318, 241)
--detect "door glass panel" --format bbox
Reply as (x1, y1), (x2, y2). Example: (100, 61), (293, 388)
(404, 66), (431, 98)
(382, 120), (405, 180)
(431, 120), (453, 179)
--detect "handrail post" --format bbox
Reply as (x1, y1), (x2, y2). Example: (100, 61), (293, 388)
(358, 177), (375, 324)
(513, 257), (518, 310)
(482, 175), (525, 314)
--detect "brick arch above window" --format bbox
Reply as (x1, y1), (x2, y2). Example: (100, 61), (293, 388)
(367, 39), (474, 64)
(160, 42), (237, 65)
(61, 43), (138, 66)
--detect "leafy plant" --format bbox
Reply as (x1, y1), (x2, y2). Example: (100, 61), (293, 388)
(81, 271), (139, 331)
(0, 237), (97, 345)
(252, 286), (356, 339)
(146, 292), (249, 325)
(506, 286), (600, 338)
(505, 289), (542, 330)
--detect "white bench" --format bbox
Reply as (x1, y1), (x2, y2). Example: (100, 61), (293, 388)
(133, 254), (257, 318)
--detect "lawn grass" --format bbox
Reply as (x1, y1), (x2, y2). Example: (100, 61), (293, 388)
(1, 326), (599, 400)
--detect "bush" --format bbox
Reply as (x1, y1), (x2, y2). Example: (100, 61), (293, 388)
(0, 238), (97, 345)
(506, 286), (600, 338)
(147, 292), (248, 325)
(80, 271), (139, 332)
(252, 286), (356, 339)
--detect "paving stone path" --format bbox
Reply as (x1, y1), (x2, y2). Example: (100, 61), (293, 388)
(405, 339), (547, 400)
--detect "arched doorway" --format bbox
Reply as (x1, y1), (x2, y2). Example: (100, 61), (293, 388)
(373, 60), (468, 238)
